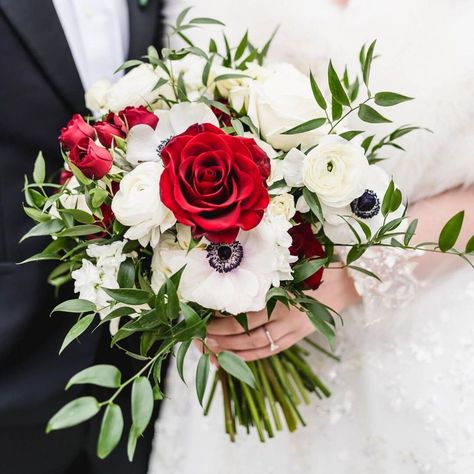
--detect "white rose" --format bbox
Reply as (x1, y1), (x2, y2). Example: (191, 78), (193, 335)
(268, 193), (296, 220)
(105, 64), (171, 112)
(85, 79), (112, 115)
(247, 63), (328, 151)
(111, 162), (176, 247)
(303, 135), (369, 208)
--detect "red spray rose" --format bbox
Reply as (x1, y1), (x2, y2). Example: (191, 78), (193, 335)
(94, 113), (126, 148)
(59, 114), (95, 150)
(69, 137), (113, 179)
(118, 106), (159, 129)
(160, 123), (270, 243)
(289, 220), (325, 290)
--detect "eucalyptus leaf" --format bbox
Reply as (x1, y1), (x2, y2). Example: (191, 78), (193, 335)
(309, 69), (327, 110)
(189, 17), (225, 26)
(217, 352), (256, 388)
(363, 40), (376, 88)
(404, 219), (418, 246)
(58, 208), (95, 224)
(177, 340), (192, 383)
(20, 219), (64, 242)
(328, 61), (350, 106)
(56, 225), (105, 237)
(302, 188), (324, 222)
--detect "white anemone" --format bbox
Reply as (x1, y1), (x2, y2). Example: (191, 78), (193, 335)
(125, 102), (219, 167)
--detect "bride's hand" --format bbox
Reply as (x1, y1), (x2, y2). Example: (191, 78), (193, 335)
(204, 266), (360, 361)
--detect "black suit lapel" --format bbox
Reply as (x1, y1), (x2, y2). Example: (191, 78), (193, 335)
(127, 0), (163, 60)
(0, 0), (86, 114)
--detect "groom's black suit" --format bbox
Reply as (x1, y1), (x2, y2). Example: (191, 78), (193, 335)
(0, 1), (164, 472)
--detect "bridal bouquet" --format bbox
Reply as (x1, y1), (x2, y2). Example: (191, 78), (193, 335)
(21, 8), (473, 460)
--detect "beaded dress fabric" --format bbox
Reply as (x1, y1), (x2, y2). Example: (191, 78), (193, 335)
(148, 1), (474, 472)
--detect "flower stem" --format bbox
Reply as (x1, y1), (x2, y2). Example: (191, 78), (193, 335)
(256, 360), (282, 431)
(203, 371), (219, 416)
(304, 337), (341, 362)
(241, 380), (265, 442)
(284, 359), (311, 405)
(220, 369), (236, 441)
(250, 363), (274, 438)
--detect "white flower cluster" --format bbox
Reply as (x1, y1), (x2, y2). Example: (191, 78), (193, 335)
(71, 240), (127, 311)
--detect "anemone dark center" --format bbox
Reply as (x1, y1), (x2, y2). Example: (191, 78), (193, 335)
(207, 242), (244, 273)
(350, 189), (380, 219)
(156, 136), (172, 158)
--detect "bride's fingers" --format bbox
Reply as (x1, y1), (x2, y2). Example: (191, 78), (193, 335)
(231, 332), (299, 362)
(207, 310), (270, 336)
(206, 320), (287, 352)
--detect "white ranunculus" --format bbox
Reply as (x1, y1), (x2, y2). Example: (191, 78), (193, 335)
(49, 176), (90, 218)
(71, 240), (127, 310)
(281, 148), (306, 188)
(105, 64), (172, 113)
(322, 165), (405, 244)
(125, 102), (219, 167)
(296, 194), (310, 214)
(85, 79), (112, 115)
(268, 193), (296, 220)
(151, 220), (295, 314)
(111, 162), (176, 248)
(303, 135), (369, 208)
(247, 63), (328, 151)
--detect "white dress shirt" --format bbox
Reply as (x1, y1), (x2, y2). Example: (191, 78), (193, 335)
(52, 0), (129, 90)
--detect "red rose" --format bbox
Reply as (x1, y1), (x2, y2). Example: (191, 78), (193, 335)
(59, 169), (73, 186)
(69, 137), (113, 179)
(59, 114), (95, 150)
(119, 106), (159, 129)
(289, 221), (325, 290)
(160, 123), (270, 243)
(94, 113), (126, 148)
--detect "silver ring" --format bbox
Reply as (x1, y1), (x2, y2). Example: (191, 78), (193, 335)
(264, 328), (279, 352)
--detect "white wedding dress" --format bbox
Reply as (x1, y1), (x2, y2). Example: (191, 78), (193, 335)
(148, 1), (474, 472)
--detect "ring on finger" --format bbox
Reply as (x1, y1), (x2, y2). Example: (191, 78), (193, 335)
(264, 326), (279, 352)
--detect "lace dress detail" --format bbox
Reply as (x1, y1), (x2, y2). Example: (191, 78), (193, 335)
(344, 247), (423, 325)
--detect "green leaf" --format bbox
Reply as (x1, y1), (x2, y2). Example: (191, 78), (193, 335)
(381, 180), (395, 217)
(292, 258), (326, 284)
(176, 340), (192, 383)
(374, 92), (413, 107)
(52, 299), (96, 315)
(438, 211), (464, 252)
(189, 17), (225, 26)
(282, 118), (326, 135)
(23, 206), (50, 223)
(466, 235), (474, 254)
(217, 351), (256, 388)
(131, 377), (154, 436)
(166, 279), (180, 321)
(56, 224), (105, 237)
(46, 396), (99, 432)
(127, 427), (138, 462)
(33, 152), (45, 184)
(180, 302), (201, 327)
(213, 73), (250, 82)
(60, 314), (95, 354)
(97, 404), (124, 459)
(303, 303), (336, 350)
(103, 288), (150, 305)
(66, 365), (121, 390)
(114, 59), (143, 74)
(68, 161), (93, 185)
(99, 306), (136, 325)
(91, 188), (109, 209)
(20, 219), (64, 242)
(202, 59), (212, 86)
(196, 353), (210, 406)
(117, 259), (136, 289)
(328, 61), (350, 106)
(390, 188), (403, 213)
(176, 6), (193, 26)
(58, 208), (94, 224)
(332, 99), (342, 121)
(347, 265), (381, 282)
(339, 130), (364, 141)
(363, 40), (376, 88)
(358, 104), (392, 124)
(235, 313), (249, 332)
(309, 69), (327, 110)
(346, 245), (367, 264)
(404, 219), (418, 246)
(303, 188), (324, 222)
(234, 31), (248, 61)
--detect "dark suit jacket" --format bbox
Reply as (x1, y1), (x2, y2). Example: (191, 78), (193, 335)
(0, 0), (163, 424)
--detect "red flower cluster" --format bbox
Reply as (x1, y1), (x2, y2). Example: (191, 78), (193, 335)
(289, 219), (325, 290)
(160, 123), (270, 243)
(59, 106), (158, 180)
